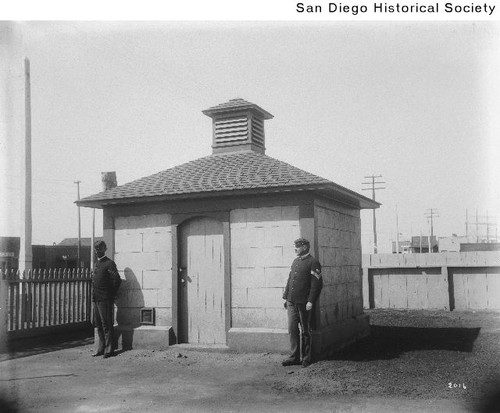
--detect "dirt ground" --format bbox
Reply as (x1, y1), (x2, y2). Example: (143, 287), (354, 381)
(1, 309), (499, 413)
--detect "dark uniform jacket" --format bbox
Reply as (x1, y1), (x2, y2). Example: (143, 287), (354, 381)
(283, 254), (322, 304)
(92, 256), (121, 302)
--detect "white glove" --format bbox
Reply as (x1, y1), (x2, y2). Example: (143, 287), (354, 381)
(306, 302), (313, 311)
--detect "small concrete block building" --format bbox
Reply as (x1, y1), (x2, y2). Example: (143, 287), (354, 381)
(78, 98), (379, 357)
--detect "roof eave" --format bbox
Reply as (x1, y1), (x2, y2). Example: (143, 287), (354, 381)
(76, 183), (380, 210)
(76, 185), (319, 209)
(318, 184), (381, 210)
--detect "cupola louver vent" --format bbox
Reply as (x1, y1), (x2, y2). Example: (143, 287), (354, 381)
(202, 98), (273, 155)
(214, 116), (248, 145)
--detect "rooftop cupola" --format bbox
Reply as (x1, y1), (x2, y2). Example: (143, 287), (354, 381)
(202, 98), (274, 154)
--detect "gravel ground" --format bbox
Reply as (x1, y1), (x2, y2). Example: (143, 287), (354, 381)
(1, 309), (499, 413)
(271, 309), (500, 410)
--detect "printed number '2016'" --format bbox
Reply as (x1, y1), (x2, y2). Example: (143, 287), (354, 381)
(448, 383), (467, 389)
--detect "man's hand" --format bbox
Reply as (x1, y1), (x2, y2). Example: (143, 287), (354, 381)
(306, 302), (313, 311)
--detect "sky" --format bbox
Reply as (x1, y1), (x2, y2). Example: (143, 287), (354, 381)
(1, 15), (500, 253)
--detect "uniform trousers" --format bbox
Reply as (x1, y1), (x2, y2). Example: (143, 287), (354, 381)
(93, 300), (115, 356)
(287, 301), (312, 363)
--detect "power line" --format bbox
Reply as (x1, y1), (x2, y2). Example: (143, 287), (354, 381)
(74, 180), (81, 267)
(361, 174), (386, 254)
(466, 209), (498, 243)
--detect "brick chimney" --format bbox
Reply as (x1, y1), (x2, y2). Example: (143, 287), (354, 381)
(202, 98), (273, 154)
(101, 172), (117, 190)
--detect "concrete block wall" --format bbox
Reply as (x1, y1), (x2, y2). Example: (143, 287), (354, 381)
(316, 204), (363, 329)
(230, 206), (300, 329)
(363, 252), (500, 310)
(113, 214), (172, 327)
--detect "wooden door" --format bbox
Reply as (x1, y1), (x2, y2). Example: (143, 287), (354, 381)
(178, 217), (226, 344)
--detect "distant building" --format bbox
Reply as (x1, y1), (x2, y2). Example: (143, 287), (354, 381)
(391, 234), (500, 255)
(460, 243), (500, 252)
(410, 236), (438, 253)
(438, 234), (500, 252)
(0, 236), (103, 270)
(58, 237), (102, 247)
(0, 237), (19, 270)
(438, 235), (469, 252)
(391, 240), (411, 254)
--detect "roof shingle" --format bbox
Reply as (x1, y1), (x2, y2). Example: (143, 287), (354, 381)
(79, 151), (331, 205)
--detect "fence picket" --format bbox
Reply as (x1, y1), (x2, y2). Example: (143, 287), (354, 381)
(37, 270), (42, 328)
(42, 270), (47, 327)
(9, 283), (15, 330)
(48, 269), (53, 326)
(72, 269), (77, 323)
(19, 270), (24, 330)
(3, 267), (93, 335)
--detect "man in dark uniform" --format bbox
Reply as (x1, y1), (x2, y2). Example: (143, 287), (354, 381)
(282, 238), (322, 368)
(92, 240), (121, 359)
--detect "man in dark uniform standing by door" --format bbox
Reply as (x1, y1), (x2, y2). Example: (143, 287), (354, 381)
(92, 240), (121, 359)
(282, 238), (322, 368)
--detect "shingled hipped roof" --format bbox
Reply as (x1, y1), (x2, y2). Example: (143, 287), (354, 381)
(77, 151), (379, 209)
(77, 98), (379, 210)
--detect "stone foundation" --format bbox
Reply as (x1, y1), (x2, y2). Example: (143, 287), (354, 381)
(99, 325), (173, 351)
(228, 313), (370, 359)
(228, 328), (289, 353)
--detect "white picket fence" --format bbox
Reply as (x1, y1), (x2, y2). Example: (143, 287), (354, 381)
(1, 268), (93, 339)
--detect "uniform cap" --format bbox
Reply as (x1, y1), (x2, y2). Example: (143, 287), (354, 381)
(94, 240), (107, 250)
(294, 238), (310, 247)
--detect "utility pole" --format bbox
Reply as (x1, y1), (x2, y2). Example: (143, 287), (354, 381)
(476, 209), (479, 243)
(424, 209), (439, 253)
(362, 174), (385, 254)
(396, 210), (400, 254)
(465, 209), (469, 240)
(74, 180), (81, 268)
(90, 208), (95, 270)
(424, 208), (439, 237)
(19, 57), (33, 274)
(486, 211), (490, 242)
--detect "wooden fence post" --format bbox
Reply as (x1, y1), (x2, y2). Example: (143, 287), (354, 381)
(0, 269), (8, 353)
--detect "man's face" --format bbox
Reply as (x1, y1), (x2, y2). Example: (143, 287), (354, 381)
(294, 244), (308, 256)
(95, 246), (106, 258)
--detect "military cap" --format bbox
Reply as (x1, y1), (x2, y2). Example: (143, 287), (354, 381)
(294, 238), (310, 247)
(94, 240), (107, 250)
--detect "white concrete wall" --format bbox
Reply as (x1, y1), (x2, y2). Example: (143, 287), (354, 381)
(316, 204), (362, 328)
(113, 214), (172, 327)
(230, 206), (300, 329)
(363, 252), (500, 310)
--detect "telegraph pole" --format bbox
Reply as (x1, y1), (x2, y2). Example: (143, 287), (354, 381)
(74, 180), (81, 268)
(424, 208), (439, 253)
(90, 208), (95, 270)
(465, 209), (469, 239)
(362, 174), (385, 253)
(424, 208), (439, 237)
(395, 207), (400, 254)
(19, 57), (33, 274)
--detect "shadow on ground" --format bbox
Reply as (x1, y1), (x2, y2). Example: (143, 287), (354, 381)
(1, 330), (94, 361)
(329, 325), (481, 361)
